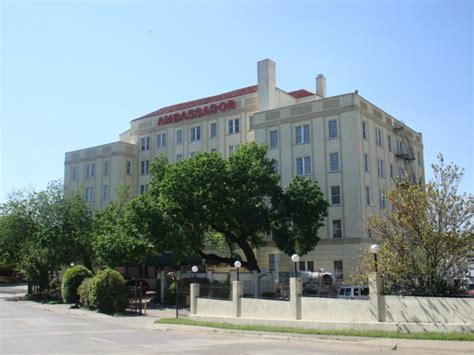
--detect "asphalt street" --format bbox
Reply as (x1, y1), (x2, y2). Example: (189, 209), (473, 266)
(0, 285), (470, 355)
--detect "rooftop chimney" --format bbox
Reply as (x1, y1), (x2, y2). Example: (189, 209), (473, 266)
(316, 74), (326, 98)
(257, 59), (276, 111)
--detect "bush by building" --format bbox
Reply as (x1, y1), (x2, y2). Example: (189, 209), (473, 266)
(61, 265), (93, 304)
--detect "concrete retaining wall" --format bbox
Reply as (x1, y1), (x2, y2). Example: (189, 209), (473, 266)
(301, 297), (372, 322)
(241, 298), (292, 319)
(385, 296), (474, 324)
(196, 298), (233, 317)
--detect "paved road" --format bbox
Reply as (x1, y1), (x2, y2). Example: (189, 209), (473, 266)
(0, 285), (469, 354)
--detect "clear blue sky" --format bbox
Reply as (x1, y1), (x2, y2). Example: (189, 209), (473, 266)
(1, 0), (472, 201)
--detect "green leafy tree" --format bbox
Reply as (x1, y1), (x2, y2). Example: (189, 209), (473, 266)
(155, 143), (329, 271)
(358, 154), (473, 295)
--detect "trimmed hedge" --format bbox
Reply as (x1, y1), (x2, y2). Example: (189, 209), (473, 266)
(61, 265), (93, 304)
(78, 268), (128, 313)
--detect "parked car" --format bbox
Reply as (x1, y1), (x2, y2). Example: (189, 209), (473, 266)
(337, 285), (369, 300)
(125, 279), (150, 295)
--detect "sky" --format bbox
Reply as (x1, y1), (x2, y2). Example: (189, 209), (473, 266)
(1, 0), (473, 201)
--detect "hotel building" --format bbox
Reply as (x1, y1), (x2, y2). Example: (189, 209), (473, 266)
(64, 59), (424, 279)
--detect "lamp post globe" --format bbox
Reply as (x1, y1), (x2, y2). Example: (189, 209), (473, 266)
(370, 244), (380, 272)
(191, 265), (198, 281)
(234, 261), (241, 281)
(291, 254), (300, 277)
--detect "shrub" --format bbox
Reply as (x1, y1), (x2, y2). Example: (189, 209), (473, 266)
(84, 268), (128, 313)
(61, 265), (93, 304)
(78, 277), (93, 308)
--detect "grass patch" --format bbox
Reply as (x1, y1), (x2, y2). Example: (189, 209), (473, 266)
(157, 318), (474, 341)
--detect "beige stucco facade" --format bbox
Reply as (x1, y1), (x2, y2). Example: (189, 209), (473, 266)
(64, 59), (424, 280)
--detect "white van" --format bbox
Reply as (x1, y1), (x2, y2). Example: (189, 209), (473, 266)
(337, 285), (369, 300)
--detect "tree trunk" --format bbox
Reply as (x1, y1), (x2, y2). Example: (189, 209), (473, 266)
(235, 240), (260, 273)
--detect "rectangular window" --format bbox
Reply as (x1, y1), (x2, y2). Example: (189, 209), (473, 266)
(396, 139), (403, 154)
(210, 122), (217, 138)
(331, 186), (341, 205)
(126, 160), (132, 175)
(268, 254), (277, 272)
(190, 126), (201, 141)
(190, 152), (198, 157)
(366, 186), (371, 205)
(228, 145), (235, 155)
(390, 164), (394, 178)
(334, 260), (344, 280)
(156, 133), (166, 148)
(228, 118), (240, 135)
(84, 187), (94, 202)
(269, 130), (278, 149)
(364, 153), (369, 173)
(71, 166), (77, 181)
(329, 153), (340, 172)
(388, 135), (392, 152)
(379, 190), (386, 209)
(102, 185), (109, 200)
(295, 124), (310, 144)
(328, 119), (338, 139)
(362, 121), (367, 140)
(375, 128), (382, 147)
(332, 220), (342, 239)
(307, 261), (314, 272)
(140, 184), (148, 194)
(140, 136), (150, 151)
(272, 159), (279, 173)
(140, 160), (149, 175)
(86, 163), (95, 178)
(296, 156), (311, 176)
(399, 167), (404, 178)
(377, 159), (384, 178)
(417, 151), (422, 167)
(176, 129), (183, 144)
(298, 261), (306, 271)
(176, 154), (183, 161)
(103, 160), (109, 176)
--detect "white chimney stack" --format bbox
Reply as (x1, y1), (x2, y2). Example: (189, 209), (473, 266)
(316, 74), (326, 98)
(257, 59), (277, 111)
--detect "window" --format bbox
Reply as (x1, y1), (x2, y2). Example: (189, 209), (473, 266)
(375, 128), (382, 147)
(84, 187), (94, 202)
(228, 145), (235, 155)
(399, 167), (404, 178)
(396, 139), (403, 154)
(307, 261), (314, 272)
(71, 166), (77, 181)
(362, 121), (367, 140)
(210, 122), (217, 138)
(140, 160), (149, 175)
(190, 152), (198, 157)
(328, 120), (338, 139)
(102, 185), (109, 200)
(176, 154), (183, 161)
(332, 220), (342, 239)
(268, 254), (278, 272)
(329, 153), (340, 172)
(156, 133), (166, 148)
(388, 135), (392, 152)
(210, 148), (217, 152)
(296, 156), (311, 176)
(126, 160), (132, 175)
(417, 151), (422, 167)
(377, 159), (384, 178)
(366, 186), (371, 205)
(228, 118), (239, 135)
(269, 130), (278, 149)
(379, 190), (386, 209)
(298, 261), (306, 271)
(140, 184), (148, 194)
(272, 159), (279, 173)
(334, 260), (343, 280)
(390, 164), (394, 178)
(364, 153), (369, 173)
(140, 136), (150, 151)
(86, 163), (95, 178)
(103, 160), (109, 176)
(295, 124), (310, 144)
(176, 129), (183, 144)
(331, 186), (341, 205)
(190, 126), (201, 141)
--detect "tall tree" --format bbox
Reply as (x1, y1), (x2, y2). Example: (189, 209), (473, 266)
(156, 143), (329, 271)
(360, 154), (473, 295)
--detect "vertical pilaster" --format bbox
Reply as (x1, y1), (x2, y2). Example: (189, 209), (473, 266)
(190, 283), (200, 315)
(368, 272), (386, 322)
(290, 277), (302, 320)
(232, 281), (243, 317)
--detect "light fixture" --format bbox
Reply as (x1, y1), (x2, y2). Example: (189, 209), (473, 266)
(234, 260), (242, 281)
(370, 244), (380, 272)
(291, 254), (300, 277)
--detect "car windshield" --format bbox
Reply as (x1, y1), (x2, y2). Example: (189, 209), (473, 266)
(345, 288), (351, 296)
(339, 288), (345, 295)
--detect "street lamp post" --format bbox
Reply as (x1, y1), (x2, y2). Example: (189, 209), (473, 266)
(318, 268), (324, 297)
(370, 244), (381, 272)
(191, 265), (198, 281)
(291, 254), (300, 278)
(234, 261), (242, 281)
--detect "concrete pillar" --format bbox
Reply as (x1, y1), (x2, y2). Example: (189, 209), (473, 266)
(252, 271), (259, 298)
(232, 281), (243, 317)
(257, 59), (277, 111)
(368, 272), (386, 322)
(190, 283), (200, 315)
(160, 270), (166, 303)
(290, 277), (302, 320)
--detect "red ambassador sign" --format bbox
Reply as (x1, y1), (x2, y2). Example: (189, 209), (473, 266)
(157, 99), (236, 126)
